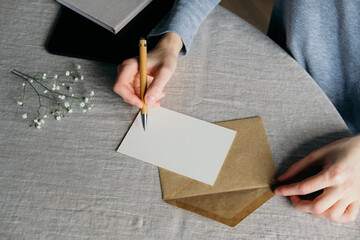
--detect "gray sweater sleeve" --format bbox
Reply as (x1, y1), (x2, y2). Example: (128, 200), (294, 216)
(148, 0), (220, 56)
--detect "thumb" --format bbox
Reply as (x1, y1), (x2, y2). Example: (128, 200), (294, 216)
(145, 67), (173, 105)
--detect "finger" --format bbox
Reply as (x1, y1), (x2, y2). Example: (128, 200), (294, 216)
(134, 73), (141, 97)
(278, 153), (326, 183)
(137, 88), (164, 108)
(134, 86), (141, 99)
(146, 92), (165, 109)
(290, 189), (341, 216)
(275, 171), (331, 196)
(117, 84), (142, 108)
(309, 188), (341, 215)
(145, 67), (173, 105)
(115, 58), (138, 85)
(278, 138), (348, 182)
(158, 91), (166, 100)
(114, 60), (143, 108)
(147, 101), (161, 108)
(338, 201), (360, 223)
(116, 59), (138, 73)
(318, 199), (351, 221)
(122, 95), (143, 108)
(289, 195), (313, 213)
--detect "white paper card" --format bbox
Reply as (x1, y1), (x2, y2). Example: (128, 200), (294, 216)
(117, 107), (236, 185)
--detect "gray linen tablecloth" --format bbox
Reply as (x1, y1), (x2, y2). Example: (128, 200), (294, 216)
(0, 1), (358, 239)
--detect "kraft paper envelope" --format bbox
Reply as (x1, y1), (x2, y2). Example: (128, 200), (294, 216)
(158, 117), (277, 227)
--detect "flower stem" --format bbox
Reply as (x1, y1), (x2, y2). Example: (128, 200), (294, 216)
(11, 69), (81, 101)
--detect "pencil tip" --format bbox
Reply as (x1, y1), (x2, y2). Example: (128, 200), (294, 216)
(141, 114), (147, 131)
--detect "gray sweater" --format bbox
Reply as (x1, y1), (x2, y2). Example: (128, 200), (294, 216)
(149, 0), (360, 134)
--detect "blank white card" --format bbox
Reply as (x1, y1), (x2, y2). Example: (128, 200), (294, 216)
(117, 107), (236, 185)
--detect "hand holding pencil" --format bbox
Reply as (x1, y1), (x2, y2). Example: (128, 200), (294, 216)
(113, 32), (183, 110)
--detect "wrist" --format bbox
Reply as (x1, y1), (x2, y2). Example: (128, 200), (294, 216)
(353, 134), (360, 145)
(155, 32), (183, 56)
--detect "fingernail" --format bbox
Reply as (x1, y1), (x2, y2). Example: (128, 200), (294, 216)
(274, 189), (281, 195)
(146, 95), (156, 104)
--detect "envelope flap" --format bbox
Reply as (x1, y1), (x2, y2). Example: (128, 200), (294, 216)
(160, 117), (277, 200)
(215, 117), (276, 185)
(158, 168), (193, 199)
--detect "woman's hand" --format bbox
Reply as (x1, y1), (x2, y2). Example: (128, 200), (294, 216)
(113, 32), (183, 108)
(275, 135), (360, 223)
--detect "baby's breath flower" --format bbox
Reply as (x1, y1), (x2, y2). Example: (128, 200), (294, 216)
(12, 67), (94, 128)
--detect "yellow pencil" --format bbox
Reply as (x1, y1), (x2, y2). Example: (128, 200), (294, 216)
(139, 37), (148, 130)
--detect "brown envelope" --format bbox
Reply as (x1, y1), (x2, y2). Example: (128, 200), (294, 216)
(158, 117), (277, 227)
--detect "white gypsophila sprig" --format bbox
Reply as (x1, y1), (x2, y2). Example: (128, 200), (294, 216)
(11, 64), (94, 129)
